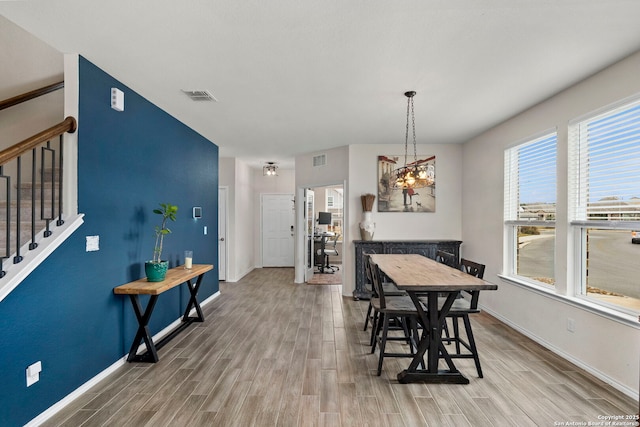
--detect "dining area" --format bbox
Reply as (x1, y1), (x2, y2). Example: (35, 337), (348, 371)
(363, 251), (497, 385)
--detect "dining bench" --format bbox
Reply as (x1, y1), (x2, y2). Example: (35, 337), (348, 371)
(114, 264), (213, 363)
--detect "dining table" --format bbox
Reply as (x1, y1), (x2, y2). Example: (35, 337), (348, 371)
(369, 253), (498, 384)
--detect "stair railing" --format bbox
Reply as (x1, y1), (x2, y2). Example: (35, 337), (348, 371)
(0, 116), (77, 277)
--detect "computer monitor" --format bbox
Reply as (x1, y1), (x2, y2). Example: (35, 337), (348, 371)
(317, 212), (332, 225)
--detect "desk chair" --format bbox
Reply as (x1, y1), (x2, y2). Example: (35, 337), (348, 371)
(441, 258), (486, 378)
(316, 233), (340, 273)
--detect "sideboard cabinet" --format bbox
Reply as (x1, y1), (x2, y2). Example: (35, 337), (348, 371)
(353, 240), (462, 300)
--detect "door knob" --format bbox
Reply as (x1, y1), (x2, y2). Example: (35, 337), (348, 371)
(220, 237), (225, 241)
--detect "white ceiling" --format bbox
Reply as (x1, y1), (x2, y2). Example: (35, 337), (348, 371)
(3, 1), (640, 170)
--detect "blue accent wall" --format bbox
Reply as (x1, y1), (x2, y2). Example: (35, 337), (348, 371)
(0, 56), (219, 426)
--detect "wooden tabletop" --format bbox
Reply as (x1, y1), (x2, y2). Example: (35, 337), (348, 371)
(114, 264), (214, 295)
(369, 254), (497, 292)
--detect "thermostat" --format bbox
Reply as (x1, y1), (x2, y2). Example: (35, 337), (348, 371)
(193, 207), (202, 219)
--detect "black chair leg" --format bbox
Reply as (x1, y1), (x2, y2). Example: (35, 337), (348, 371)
(371, 312), (382, 352)
(364, 302), (373, 331)
(463, 315), (483, 378)
(377, 316), (390, 376)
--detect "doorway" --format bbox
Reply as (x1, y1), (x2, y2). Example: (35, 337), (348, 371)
(305, 184), (344, 284)
(218, 186), (228, 281)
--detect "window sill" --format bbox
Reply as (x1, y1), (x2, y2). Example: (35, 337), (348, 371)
(498, 274), (640, 328)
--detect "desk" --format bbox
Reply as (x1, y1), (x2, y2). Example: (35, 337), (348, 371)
(114, 264), (213, 363)
(369, 254), (497, 384)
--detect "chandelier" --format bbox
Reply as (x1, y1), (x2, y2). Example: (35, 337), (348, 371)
(393, 91), (434, 189)
(263, 161), (278, 176)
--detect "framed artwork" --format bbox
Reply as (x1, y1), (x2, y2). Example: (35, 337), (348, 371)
(377, 155), (436, 212)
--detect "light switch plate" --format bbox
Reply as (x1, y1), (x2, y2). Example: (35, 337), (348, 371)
(26, 361), (42, 387)
(86, 235), (99, 252)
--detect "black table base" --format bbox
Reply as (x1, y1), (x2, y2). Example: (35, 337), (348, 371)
(126, 274), (206, 363)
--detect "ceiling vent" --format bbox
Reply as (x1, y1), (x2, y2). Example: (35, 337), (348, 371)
(313, 154), (326, 167)
(182, 90), (217, 102)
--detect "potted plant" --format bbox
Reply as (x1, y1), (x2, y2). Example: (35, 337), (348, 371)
(145, 203), (178, 282)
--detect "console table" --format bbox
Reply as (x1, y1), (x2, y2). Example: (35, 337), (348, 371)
(114, 264), (213, 362)
(353, 240), (462, 300)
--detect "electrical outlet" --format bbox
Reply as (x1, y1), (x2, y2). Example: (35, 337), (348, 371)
(567, 317), (575, 333)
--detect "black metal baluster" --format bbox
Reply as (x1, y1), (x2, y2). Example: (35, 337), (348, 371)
(29, 148), (37, 250)
(41, 143), (54, 237)
(57, 134), (64, 226)
(14, 156), (23, 263)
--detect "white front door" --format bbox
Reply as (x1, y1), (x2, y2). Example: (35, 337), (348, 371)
(262, 194), (295, 267)
(218, 187), (228, 280)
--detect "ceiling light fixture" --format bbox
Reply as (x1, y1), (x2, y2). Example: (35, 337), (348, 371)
(394, 91), (433, 189)
(263, 162), (278, 176)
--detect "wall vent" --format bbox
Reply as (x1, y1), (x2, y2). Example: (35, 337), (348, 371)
(182, 90), (218, 102)
(313, 154), (327, 167)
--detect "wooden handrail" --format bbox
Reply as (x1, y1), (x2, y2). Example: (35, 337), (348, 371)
(0, 116), (77, 165)
(0, 81), (64, 112)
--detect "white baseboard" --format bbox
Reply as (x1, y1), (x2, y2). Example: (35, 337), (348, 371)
(482, 306), (639, 401)
(26, 290), (221, 426)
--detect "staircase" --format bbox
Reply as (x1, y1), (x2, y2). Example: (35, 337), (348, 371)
(0, 116), (81, 301)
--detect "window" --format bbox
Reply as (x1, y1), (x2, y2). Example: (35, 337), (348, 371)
(327, 195), (334, 208)
(569, 97), (640, 313)
(504, 132), (557, 286)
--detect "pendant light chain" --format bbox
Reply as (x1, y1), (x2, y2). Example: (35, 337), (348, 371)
(393, 90), (432, 191)
(410, 95), (417, 165)
(404, 95), (410, 171)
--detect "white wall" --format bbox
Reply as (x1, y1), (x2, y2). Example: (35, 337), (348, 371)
(462, 50), (640, 397)
(0, 15), (64, 150)
(218, 157), (256, 281)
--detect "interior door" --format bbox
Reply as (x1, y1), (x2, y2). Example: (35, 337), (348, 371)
(218, 187), (228, 280)
(262, 194), (295, 267)
(305, 189), (315, 281)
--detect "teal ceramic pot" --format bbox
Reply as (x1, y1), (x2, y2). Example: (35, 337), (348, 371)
(145, 260), (168, 282)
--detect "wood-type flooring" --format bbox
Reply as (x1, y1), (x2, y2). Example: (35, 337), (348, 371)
(41, 268), (638, 426)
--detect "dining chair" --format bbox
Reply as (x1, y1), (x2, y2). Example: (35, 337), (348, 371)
(435, 249), (458, 268)
(441, 258), (486, 378)
(368, 259), (422, 376)
(435, 249), (458, 339)
(362, 253), (405, 333)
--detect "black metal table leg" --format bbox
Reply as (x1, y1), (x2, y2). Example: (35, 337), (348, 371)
(183, 274), (205, 323)
(126, 294), (160, 363)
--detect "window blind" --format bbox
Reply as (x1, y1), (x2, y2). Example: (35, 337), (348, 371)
(504, 133), (557, 221)
(569, 99), (640, 221)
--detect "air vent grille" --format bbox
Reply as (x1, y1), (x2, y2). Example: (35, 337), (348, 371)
(313, 154), (326, 167)
(182, 90), (218, 102)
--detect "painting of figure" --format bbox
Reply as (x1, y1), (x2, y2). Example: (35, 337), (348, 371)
(377, 155), (435, 212)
